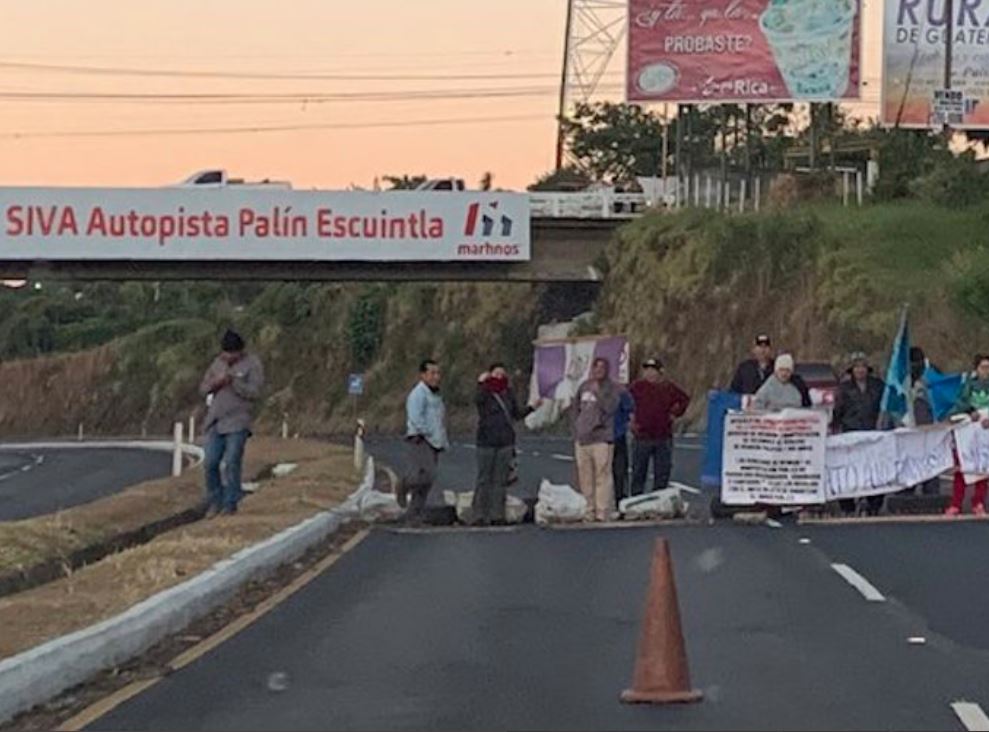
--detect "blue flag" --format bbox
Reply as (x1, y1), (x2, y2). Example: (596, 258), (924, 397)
(879, 308), (912, 426)
(924, 365), (963, 421)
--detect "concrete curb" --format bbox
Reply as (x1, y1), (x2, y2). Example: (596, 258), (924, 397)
(0, 457), (369, 724)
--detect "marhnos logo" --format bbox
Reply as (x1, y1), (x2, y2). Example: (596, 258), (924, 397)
(464, 201), (513, 238)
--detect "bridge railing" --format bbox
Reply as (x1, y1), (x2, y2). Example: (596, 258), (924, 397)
(529, 191), (650, 219)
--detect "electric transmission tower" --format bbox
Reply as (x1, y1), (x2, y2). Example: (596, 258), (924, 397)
(555, 0), (627, 170)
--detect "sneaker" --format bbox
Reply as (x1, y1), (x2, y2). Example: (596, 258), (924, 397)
(974, 504), (986, 517)
(944, 506), (962, 517)
(204, 505), (221, 520)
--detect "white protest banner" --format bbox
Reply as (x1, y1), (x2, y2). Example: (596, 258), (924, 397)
(895, 426), (956, 488)
(825, 431), (898, 500)
(824, 425), (954, 500)
(0, 188), (531, 262)
(952, 420), (989, 485)
(721, 409), (828, 506)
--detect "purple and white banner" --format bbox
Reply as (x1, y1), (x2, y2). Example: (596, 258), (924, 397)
(525, 335), (629, 430)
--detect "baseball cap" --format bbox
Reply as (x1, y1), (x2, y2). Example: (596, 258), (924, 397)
(755, 334), (771, 346)
(642, 358), (663, 369)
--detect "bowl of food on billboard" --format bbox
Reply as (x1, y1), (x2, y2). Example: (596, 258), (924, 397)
(759, 0), (858, 99)
(637, 62), (680, 96)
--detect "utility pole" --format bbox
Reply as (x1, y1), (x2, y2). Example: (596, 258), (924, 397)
(943, 0), (955, 143)
(675, 106), (684, 207)
(554, 0), (627, 170)
(661, 104), (670, 203)
(555, 0), (574, 171)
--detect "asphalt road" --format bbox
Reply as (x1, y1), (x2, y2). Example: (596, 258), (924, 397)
(0, 447), (172, 521)
(87, 438), (989, 732)
(366, 434), (706, 507)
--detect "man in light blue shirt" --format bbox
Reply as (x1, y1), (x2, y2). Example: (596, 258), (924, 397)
(401, 359), (448, 524)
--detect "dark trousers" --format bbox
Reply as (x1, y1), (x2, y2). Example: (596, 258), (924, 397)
(839, 496), (885, 516)
(612, 436), (629, 505)
(402, 439), (439, 524)
(473, 446), (514, 523)
(631, 438), (672, 496)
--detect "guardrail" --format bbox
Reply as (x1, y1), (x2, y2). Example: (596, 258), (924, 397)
(529, 191), (650, 219)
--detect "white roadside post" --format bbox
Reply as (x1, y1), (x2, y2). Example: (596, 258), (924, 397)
(188, 415), (196, 445)
(77, 423), (84, 442)
(172, 422), (184, 477)
(754, 176), (761, 212)
(842, 171), (850, 206)
(856, 170), (864, 205)
(281, 413), (289, 440)
(739, 179), (747, 213)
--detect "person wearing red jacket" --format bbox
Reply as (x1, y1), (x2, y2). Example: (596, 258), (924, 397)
(629, 358), (690, 496)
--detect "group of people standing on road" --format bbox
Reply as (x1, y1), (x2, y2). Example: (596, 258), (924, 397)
(399, 353), (690, 526)
(728, 333), (989, 517)
(188, 323), (989, 526)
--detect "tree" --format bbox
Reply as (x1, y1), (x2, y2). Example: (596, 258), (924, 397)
(383, 174), (427, 190)
(561, 102), (668, 182)
(479, 172), (494, 191)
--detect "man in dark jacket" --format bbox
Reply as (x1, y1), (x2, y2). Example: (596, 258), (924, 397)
(473, 363), (536, 525)
(629, 358), (690, 495)
(730, 334), (812, 407)
(833, 352), (886, 515)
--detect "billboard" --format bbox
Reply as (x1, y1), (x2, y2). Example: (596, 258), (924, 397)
(882, 0), (989, 128)
(627, 0), (862, 103)
(0, 189), (531, 263)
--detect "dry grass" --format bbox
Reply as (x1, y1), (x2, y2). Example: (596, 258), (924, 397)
(0, 438), (356, 659)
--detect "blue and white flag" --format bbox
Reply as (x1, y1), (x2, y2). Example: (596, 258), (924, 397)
(879, 308), (913, 427)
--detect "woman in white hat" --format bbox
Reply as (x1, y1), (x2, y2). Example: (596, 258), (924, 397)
(752, 354), (803, 411)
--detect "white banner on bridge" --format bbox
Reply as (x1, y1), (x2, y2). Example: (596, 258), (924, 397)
(0, 188), (531, 262)
(721, 409), (828, 506)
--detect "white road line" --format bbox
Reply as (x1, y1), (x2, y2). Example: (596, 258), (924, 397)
(551, 454), (575, 462)
(951, 702), (989, 731)
(830, 563), (886, 602)
(669, 481), (701, 495)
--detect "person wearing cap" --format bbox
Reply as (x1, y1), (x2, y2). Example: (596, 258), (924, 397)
(752, 354), (803, 411)
(199, 329), (265, 518)
(833, 352), (886, 515)
(731, 335), (812, 406)
(629, 358), (690, 496)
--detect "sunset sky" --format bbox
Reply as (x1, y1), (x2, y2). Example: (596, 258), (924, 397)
(0, 0), (883, 191)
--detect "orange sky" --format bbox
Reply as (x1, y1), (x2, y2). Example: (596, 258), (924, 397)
(0, 0), (882, 191)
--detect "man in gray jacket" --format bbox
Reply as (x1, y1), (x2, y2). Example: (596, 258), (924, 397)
(199, 330), (264, 517)
(573, 357), (621, 522)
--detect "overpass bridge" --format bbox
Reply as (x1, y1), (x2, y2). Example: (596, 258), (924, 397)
(0, 189), (647, 283)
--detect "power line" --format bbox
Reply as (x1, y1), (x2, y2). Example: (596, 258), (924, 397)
(0, 113), (551, 140)
(0, 60), (619, 83)
(0, 84), (625, 106)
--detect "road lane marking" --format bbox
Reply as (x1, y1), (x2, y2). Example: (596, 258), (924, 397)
(58, 529), (370, 732)
(951, 702), (989, 731)
(669, 481), (701, 495)
(830, 563), (886, 602)
(551, 454), (574, 462)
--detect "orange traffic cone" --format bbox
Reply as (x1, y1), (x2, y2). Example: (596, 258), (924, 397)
(620, 538), (703, 705)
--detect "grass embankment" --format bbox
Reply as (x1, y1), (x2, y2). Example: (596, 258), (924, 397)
(0, 438), (355, 659)
(596, 202), (989, 422)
